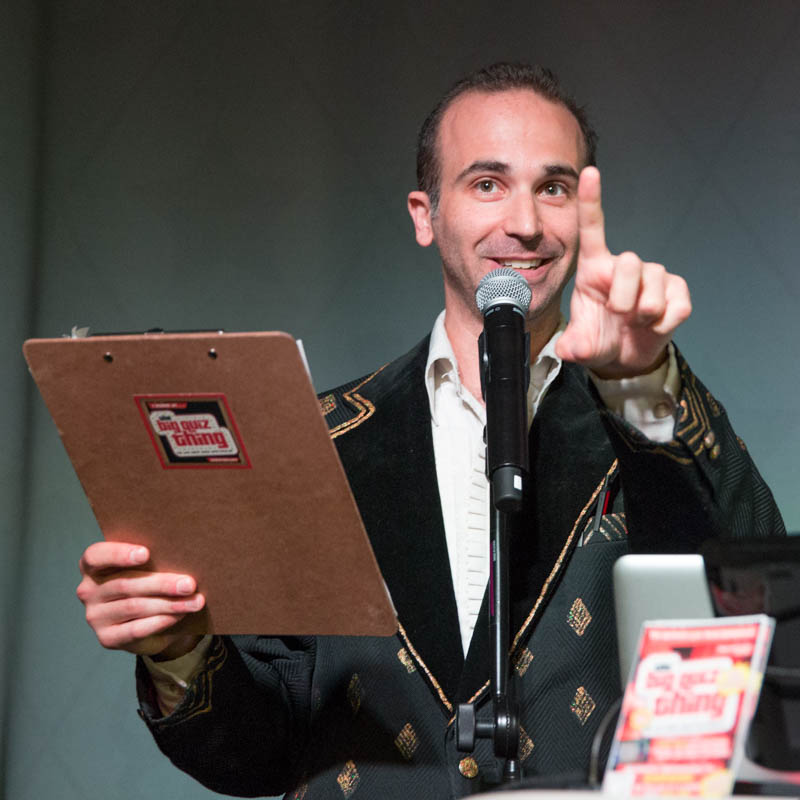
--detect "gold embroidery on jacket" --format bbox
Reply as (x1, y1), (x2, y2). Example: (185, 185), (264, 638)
(347, 674), (363, 715)
(582, 511), (627, 545)
(567, 598), (592, 636)
(519, 725), (535, 761)
(319, 393), (337, 415)
(397, 647), (416, 673)
(337, 761), (360, 797)
(513, 648), (534, 676)
(397, 621), (452, 713)
(394, 722), (419, 760)
(571, 686), (596, 725)
(329, 364), (388, 439)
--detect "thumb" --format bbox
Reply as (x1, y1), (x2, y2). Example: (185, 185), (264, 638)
(555, 322), (585, 363)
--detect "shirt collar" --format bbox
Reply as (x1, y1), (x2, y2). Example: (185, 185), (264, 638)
(425, 309), (566, 426)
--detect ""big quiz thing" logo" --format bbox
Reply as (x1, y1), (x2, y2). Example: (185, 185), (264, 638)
(150, 409), (238, 457)
(136, 395), (250, 468)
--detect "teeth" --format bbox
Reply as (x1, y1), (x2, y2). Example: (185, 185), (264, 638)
(500, 259), (543, 269)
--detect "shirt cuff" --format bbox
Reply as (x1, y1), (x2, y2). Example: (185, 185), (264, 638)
(142, 634), (213, 716)
(589, 343), (681, 443)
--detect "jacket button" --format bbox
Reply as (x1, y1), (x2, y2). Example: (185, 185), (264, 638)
(459, 756), (479, 778)
(709, 443), (721, 460)
(703, 431), (716, 449)
(654, 401), (672, 419)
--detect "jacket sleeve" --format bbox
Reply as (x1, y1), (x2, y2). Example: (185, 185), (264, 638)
(137, 634), (315, 797)
(598, 349), (786, 553)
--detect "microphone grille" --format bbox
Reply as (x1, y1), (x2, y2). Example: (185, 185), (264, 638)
(475, 267), (532, 315)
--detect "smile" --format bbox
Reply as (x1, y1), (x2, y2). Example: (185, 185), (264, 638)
(497, 258), (551, 269)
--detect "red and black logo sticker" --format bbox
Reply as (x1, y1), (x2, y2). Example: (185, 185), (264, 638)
(135, 394), (251, 468)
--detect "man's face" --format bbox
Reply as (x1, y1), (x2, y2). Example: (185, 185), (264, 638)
(408, 89), (585, 332)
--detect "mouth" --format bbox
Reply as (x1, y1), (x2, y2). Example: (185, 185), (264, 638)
(493, 257), (554, 270)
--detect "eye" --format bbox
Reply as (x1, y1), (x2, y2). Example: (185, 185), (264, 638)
(541, 182), (566, 197)
(475, 179), (498, 193)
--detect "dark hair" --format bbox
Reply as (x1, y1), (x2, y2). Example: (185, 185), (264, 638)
(416, 62), (598, 211)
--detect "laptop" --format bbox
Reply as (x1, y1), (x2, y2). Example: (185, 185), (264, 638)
(613, 540), (800, 787)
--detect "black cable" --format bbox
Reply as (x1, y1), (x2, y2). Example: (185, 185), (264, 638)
(588, 695), (623, 788)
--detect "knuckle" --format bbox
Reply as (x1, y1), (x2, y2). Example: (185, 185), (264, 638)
(640, 301), (665, 318)
(80, 541), (113, 574)
(79, 548), (97, 574)
(668, 274), (688, 292)
(122, 596), (144, 618)
(130, 618), (154, 639)
(131, 617), (167, 641)
(614, 253), (641, 276)
(96, 628), (116, 649)
(75, 580), (90, 603)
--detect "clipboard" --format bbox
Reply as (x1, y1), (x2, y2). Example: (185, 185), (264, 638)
(23, 331), (397, 636)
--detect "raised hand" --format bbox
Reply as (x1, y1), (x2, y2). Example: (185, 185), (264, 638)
(77, 541), (203, 658)
(556, 167), (692, 379)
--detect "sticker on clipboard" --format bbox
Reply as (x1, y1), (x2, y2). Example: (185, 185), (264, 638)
(135, 394), (251, 468)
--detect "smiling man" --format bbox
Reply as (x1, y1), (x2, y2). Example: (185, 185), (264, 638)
(77, 64), (784, 798)
(408, 73), (689, 398)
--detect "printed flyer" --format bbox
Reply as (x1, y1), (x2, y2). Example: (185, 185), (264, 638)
(604, 615), (774, 797)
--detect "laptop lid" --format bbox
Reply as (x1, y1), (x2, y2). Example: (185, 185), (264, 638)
(613, 553), (714, 685)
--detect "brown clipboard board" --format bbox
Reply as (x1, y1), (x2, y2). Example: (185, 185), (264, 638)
(23, 331), (397, 636)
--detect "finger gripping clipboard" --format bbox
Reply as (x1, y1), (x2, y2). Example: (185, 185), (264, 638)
(23, 331), (397, 636)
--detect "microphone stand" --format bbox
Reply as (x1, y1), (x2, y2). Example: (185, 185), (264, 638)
(457, 301), (529, 785)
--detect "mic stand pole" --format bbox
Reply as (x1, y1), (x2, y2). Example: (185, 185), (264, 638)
(456, 476), (521, 782)
(489, 492), (521, 782)
(457, 312), (529, 784)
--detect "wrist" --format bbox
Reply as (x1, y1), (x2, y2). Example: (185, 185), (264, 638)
(150, 634), (203, 662)
(590, 346), (668, 381)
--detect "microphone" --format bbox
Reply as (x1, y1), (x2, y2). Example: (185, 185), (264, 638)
(475, 268), (532, 512)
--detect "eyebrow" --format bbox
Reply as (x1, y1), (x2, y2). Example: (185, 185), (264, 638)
(454, 160), (580, 183)
(543, 163), (580, 181)
(455, 160), (509, 183)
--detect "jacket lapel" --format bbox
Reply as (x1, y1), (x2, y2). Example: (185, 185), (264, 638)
(332, 339), (464, 708)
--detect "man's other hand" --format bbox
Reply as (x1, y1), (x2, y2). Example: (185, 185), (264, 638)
(556, 166), (692, 378)
(77, 541), (203, 659)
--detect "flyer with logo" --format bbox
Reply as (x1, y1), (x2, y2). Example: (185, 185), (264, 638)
(604, 615), (774, 797)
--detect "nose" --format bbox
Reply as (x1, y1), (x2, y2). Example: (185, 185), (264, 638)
(503, 191), (542, 242)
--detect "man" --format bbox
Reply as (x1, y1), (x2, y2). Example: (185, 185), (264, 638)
(77, 64), (784, 798)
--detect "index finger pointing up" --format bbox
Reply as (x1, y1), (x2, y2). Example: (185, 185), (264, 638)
(578, 166), (608, 259)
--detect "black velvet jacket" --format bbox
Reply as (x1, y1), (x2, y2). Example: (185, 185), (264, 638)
(137, 337), (784, 798)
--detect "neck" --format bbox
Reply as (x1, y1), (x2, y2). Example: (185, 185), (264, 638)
(443, 301), (561, 404)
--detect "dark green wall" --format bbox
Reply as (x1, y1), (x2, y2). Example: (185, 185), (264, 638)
(4, 2), (799, 798)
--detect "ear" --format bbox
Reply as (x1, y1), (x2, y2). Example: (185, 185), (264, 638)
(407, 191), (434, 247)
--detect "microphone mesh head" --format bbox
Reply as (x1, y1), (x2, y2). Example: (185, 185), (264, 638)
(475, 267), (533, 315)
